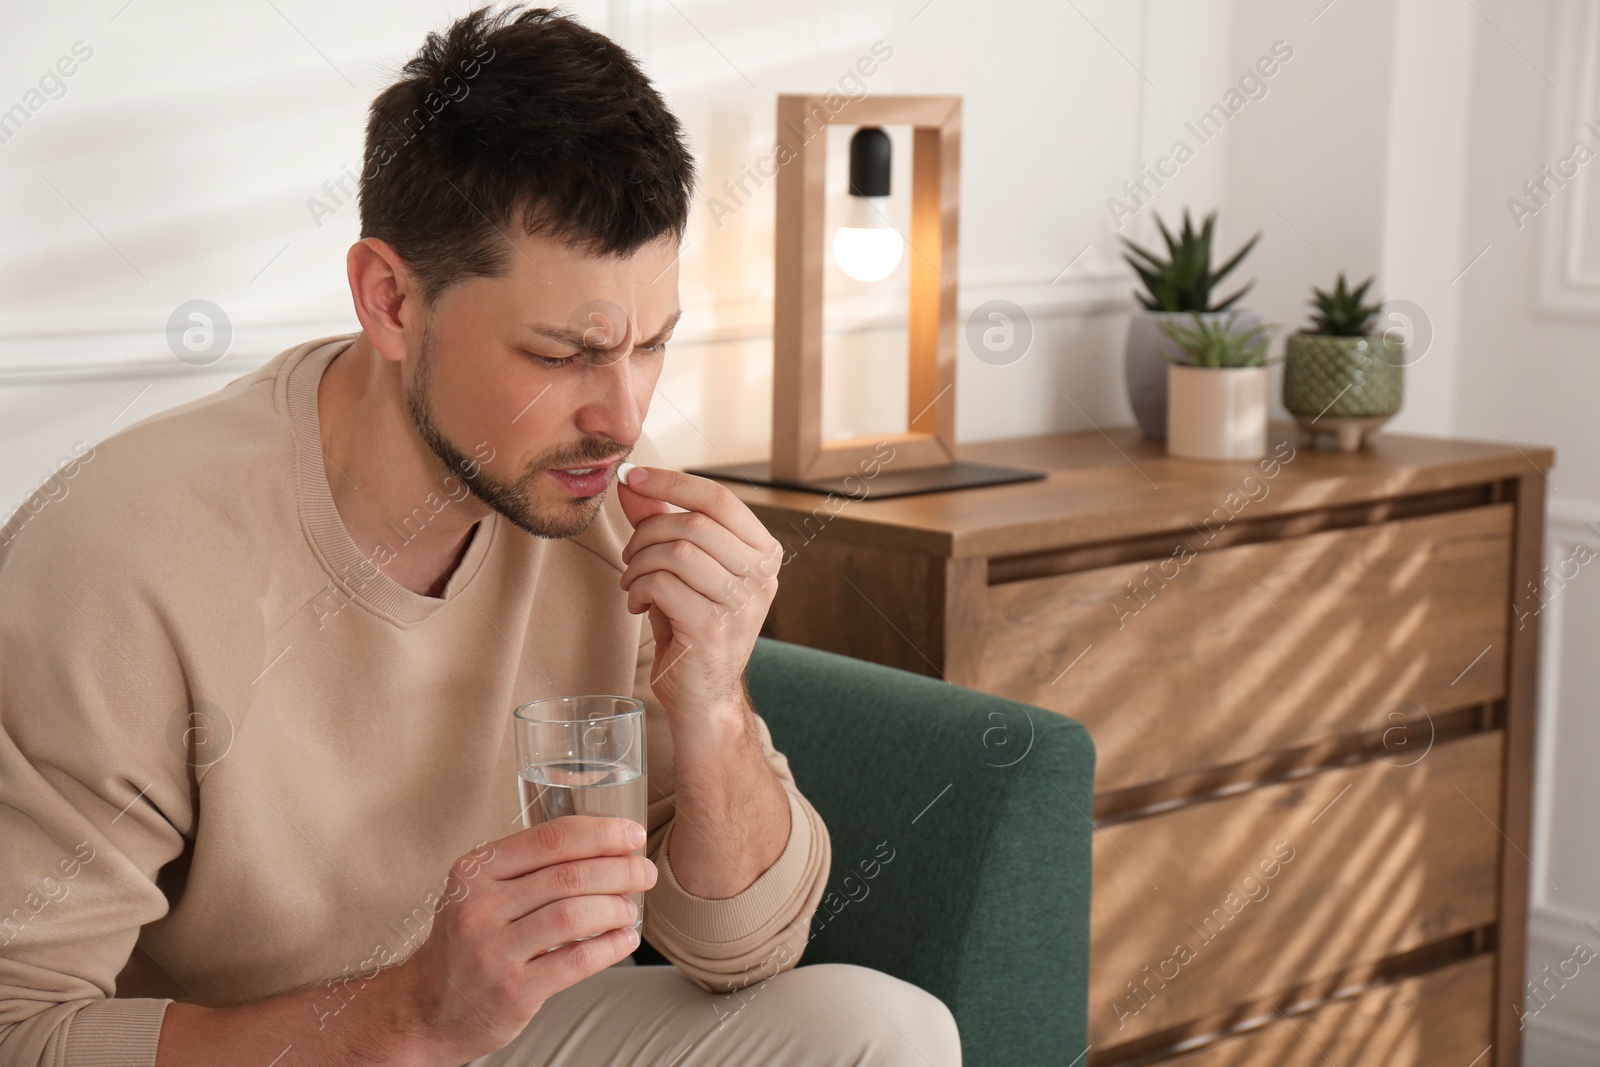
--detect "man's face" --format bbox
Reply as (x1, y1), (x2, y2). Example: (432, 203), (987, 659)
(402, 231), (680, 540)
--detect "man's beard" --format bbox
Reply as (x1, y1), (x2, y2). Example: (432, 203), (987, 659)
(405, 323), (611, 541)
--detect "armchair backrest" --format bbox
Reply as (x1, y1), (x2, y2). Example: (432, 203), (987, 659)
(744, 636), (1096, 1067)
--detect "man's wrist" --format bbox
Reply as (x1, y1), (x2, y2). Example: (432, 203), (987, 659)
(293, 958), (449, 1067)
(667, 697), (751, 765)
(157, 967), (448, 1067)
(362, 959), (454, 1067)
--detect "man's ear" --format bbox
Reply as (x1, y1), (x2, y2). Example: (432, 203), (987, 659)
(346, 237), (418, 364)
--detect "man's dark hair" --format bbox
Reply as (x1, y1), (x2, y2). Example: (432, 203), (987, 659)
(359, 3), (696, 305)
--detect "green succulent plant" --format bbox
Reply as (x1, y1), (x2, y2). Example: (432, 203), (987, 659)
(1121, 208), (1261, 313)
(1305, 273), (1384, 336)
(1157, 311), (1279, 369)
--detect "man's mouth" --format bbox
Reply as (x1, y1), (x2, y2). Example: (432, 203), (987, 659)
(552, 455), (623, 476)
(545, 457), (624, 496)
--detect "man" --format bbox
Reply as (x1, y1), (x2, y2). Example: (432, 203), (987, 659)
(0, 4), (962, 1065)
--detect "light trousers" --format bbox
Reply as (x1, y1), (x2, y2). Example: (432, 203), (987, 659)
(467, 956), (963, 1066)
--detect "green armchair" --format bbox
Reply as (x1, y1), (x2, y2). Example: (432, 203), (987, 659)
(634, 636), (1095, 1067)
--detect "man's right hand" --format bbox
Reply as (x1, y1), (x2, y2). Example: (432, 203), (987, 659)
(395, 815), (658, 1064)
(156, 815), (657, 1067)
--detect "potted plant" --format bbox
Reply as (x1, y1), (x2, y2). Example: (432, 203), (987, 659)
(1158, 311), (1279, 461)
(1282, 273), (1404, 451)
(1121, 209), (1261, 438)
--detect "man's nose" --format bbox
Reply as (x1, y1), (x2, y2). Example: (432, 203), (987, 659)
(579, 343), (645, 444)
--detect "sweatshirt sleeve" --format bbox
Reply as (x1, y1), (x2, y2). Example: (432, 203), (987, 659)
(634, 614), (833, 994)
(0, 509), (187, 1064)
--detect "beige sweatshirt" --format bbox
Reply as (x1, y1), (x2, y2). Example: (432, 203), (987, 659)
(0, 333), (831, 1065)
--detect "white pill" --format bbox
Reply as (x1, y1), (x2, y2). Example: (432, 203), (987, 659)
(616, 461), (637, 485)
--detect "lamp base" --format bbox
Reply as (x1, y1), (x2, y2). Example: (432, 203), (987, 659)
(684, 459), (1047, 499)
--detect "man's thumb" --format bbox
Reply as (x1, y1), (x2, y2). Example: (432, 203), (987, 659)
(616, 478), (670, 529)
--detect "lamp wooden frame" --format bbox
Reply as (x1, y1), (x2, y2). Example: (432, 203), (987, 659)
(771, 93), (961, 483)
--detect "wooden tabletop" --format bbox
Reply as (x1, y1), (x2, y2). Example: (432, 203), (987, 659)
(713, 422), (1557, 559)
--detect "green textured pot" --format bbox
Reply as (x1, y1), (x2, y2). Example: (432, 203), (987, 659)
(1282, 333), (1405, 450)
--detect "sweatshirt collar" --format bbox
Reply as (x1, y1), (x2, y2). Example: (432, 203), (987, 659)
(283, 332), (497, 626)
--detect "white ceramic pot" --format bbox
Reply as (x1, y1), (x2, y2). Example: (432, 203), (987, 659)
(1125, 309), (1263, 438)
(1166, 364), (1269, 461)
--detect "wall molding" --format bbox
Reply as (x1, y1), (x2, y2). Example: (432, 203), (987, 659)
(0, 273), (1133, 386)
(1524, 899), (1600, 1055)
(1535, 0), (1600, 322)
(1527, 1022), (1600, 1066)
(1531, 497), (1600, 899)
(0, 313), (359, 386)
(1528, 497), (1600, 894)
(1522, 499), (1600, 1058)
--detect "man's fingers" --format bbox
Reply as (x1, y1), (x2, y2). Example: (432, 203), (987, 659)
(507, 892), (641, 961)
(614, 467), (773, 552)
(622, 540), (748, 608)
(615, 476), (672, 530)
(529, 924), (640, 976)
(620, 510), (750, 570)
(625, 569), (720, 624)
(498, 853), (656, 926)
(483, 815), (646, 881)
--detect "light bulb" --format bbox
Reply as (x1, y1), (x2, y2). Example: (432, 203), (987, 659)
(832, 196), (903, 282)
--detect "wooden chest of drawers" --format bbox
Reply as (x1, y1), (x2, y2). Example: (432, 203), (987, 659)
(710, 425), (1552, 1067)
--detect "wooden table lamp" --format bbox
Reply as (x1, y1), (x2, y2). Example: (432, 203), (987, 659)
(687, 92), (1045, 500)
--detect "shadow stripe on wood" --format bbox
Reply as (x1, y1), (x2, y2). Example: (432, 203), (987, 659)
(1088, 732), (1503, 1048)
(981, 505), (1514, 792)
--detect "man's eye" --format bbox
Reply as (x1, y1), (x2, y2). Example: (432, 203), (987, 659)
(523, 345), (666, 367)
(523, 351), (573, 367)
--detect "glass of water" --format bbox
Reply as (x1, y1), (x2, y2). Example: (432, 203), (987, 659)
(513, 695), (647, 952)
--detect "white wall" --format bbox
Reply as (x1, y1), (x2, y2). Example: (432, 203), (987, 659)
(2, 0), (1596, 1055)
(1, 0), (1244, 511)
(1453, 0), (1600, 1058)
(1217, 0), (1600, 1055)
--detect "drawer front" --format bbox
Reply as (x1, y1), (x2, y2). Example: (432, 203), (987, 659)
(980, 505), (1513, 793)
(1158, 954), (1495, 1067)
(1089, 732), (1502, 1048)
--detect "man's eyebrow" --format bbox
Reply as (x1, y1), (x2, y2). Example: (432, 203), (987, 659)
(524, 306), (684, 349)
